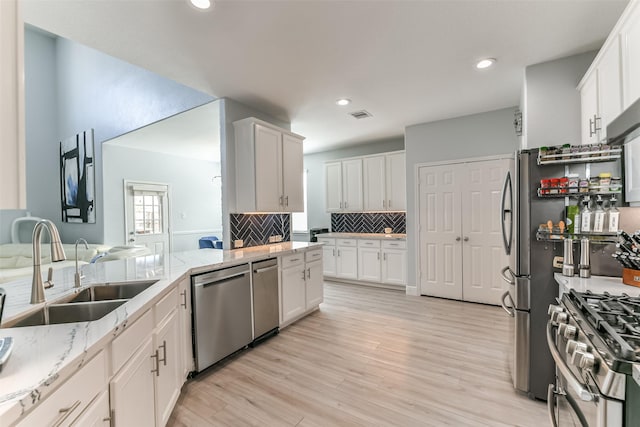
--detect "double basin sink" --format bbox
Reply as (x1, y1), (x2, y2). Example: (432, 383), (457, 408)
(5, 280), (158, 328)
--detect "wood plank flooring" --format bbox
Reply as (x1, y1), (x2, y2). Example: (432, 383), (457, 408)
(168, 282), (549, 427)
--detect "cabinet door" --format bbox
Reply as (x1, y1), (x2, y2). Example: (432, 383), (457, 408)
(580, 73), (599, 144)
(342, 159), (363, 211)
(178, 278), (193, 379)
(336, 246), (358, 280)
(70, 391), (109, 427)
(254, 124), (283, 212)
(382, 249), (407, 286)
(622, 4), (640, 109)
(110, 337), (155, 427)
(598, 36), (623, 140)
(154, 310), (182, 427)
(305, 260), (324, 308)
(357, 247), (381, 282)
(281, 266), (306, 323)
(363, 156), (386, 211)
(325, 162), (343, 212)
(386, 153), (406, 211)
(322, 246), (337, 276)
(282, 133), (304, 212)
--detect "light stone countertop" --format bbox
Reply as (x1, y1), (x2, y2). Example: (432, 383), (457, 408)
(554, 272), (640, 296)
(315, 232), (406, 241)
(0, 242), (322, 424)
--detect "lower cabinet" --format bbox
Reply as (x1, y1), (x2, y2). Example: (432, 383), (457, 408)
(177, 277), (193, 379)
(280, 249), (324, 326)
(71, 390), (110, 426)
(335, 239), (358, 280)
(357, 240), (382, 282)
(381, 245), (407, 286)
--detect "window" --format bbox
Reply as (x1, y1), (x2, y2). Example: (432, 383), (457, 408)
(292, 169), (308, 232)
(133, 192), (163, 235)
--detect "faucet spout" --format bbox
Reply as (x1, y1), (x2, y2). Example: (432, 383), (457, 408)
(31, 220), (66, 304)
(74, 238), (89, 288)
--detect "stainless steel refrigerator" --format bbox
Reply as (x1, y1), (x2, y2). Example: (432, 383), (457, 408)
(500, 149), (564, 401)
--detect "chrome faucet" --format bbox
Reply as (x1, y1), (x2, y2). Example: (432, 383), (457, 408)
(74, 238), (88, 288)
(31, 220), (66, 304)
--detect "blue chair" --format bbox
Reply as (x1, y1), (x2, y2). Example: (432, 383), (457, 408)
(199, 236), (223, 249)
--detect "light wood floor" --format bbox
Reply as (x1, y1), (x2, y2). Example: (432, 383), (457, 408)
(168, 282), (548, 427)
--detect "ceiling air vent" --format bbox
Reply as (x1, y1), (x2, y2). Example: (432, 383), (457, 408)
(349, 110), (372, 119)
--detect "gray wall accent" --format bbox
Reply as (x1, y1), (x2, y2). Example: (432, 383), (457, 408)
(219, 98), (290, 247)
(102, 144), (221, 251)
(22, 27), (214, 244)
(404, 107), (519, 289)
(304, 138), (405, 231)
(0, 210), (28, 244)
(523, 51), (596, 149)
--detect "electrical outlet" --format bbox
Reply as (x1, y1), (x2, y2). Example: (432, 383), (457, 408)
(234, 239), (243, 248)
(273, 235), (282, 242)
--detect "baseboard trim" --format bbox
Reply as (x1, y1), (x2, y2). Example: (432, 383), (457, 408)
(405, 284), (418, 296)
(323, 276), (405, 292)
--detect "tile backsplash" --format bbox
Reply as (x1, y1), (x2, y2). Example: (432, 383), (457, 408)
(230, 213), (291, 248)
(331, 212), (406, 234)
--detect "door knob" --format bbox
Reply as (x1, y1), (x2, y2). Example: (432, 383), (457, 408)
(456, 237), (461, 242)
(464, 237), (469, 242)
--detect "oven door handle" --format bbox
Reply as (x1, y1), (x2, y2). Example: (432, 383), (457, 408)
(546, 320), (595, 402)
(547, 384), (559, 427)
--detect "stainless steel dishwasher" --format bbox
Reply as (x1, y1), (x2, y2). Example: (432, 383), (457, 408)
(251, 258), (279, 344)
(192, 263), (252, 372)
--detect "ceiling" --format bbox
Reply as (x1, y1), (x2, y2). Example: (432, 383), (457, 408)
(21, 0), (629, 154)
(102, 101), (221, 162)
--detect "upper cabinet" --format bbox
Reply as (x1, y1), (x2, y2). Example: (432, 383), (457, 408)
(363, 152), (406, 211)
(325, 159), (363, 212)
(234, 117), (305, 213)
(0, 0), (25, 209)
(578, 0), (640, 143)
(326, 151), (405, 213)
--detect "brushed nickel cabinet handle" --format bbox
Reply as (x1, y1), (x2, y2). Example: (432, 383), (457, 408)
(158, 340), (167, 366)
(180, 290), (187, 309)
(52, 400), (81, 427)
(151, 350), (160, 376)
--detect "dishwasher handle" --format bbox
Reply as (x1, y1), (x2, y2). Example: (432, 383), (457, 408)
(253, 265), (278, 274)
(192, 264), (250, 287)
(198, 271), (248, 288)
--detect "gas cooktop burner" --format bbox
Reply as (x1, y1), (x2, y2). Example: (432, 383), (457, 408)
(568, 289), (640, 362)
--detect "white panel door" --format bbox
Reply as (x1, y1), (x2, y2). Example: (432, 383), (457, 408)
(622, 5), (640, 109)
(254, 124), (283, 212)
(386, 152), (406, 211)
(598, 37), (623, 140)
(325, 162), (343, 212)
(341, 159), (363, 211)
(418, 164), (462, 299)
(461, 159), (511, 305)
(305, 260), (324, 308)
(125, 181), (170, 254)
(580, 73), (599, 144)
(357, 247), (381, 282)
(363, 156), (386, 211)
(282, 133), (304, 212)
(336, 246), (358, 280)
(382, 249), (407, 286)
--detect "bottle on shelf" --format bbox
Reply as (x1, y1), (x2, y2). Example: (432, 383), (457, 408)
(608, 196), (620, 233)
(593, 196), (606, 233)
(580, 196), (592, 233)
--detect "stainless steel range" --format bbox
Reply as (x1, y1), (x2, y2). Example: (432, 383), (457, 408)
(548, 290), (640, 426)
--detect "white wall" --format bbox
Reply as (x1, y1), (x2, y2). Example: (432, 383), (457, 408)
(522, 51), (596, 149)
(304, 138), (405, 232)
(102, 144), (221, 251)
(404, 107), (519, 292)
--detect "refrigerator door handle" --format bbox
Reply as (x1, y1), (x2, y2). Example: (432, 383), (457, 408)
(500, 265), (515, 285)
(500, 170), (513, 256)
(500, 291), (515, 317)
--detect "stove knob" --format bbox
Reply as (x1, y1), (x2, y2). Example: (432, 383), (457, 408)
(548, 304), (564, 315)
(579, 352), (597, 372)
(571, 349), (587, 367)
(563, 325), (578, 340)
(566, 340), (587, 357)
(551, 310), (569, 324)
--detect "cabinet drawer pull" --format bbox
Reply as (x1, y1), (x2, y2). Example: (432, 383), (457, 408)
(52, 400), (81, 427)
(307, 268), (311, 279)
(151, 350), (160, 376)
(285, 195), (289, 207)
(158, 340), (167, 366)
(180, 290), (187, 309)
(289, 258), (300, 262)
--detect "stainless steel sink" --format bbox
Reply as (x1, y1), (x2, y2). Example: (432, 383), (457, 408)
(63, 280), (158, 303)
(7, 300), (128, 327)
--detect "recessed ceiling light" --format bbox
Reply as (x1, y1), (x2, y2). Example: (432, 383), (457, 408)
(476, 58), (496, 69)
(336, 98), (351, 106)
(190, 0), (211, 10)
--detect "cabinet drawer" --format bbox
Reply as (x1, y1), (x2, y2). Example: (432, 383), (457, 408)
(155, 287), (178, 325)
(305, 249), (323, 263)
(112, 308), (154, 374)
(382, 240), (406, 249)
(337, 239), (357, 247)
(18, 351), (107, 427)
(317, 237), (335, 246)
(357, 239), (381, 248)
(280, 253), (305, 269)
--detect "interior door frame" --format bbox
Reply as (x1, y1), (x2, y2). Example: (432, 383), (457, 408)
(414, 153), (515, 297)
(123, 179), (172, 252)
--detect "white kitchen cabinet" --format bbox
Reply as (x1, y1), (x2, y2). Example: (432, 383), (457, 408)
(381, 242), (407, 286)
(357, 240), (382, 282)
(336, 240), (358, 280)
(325, 159), (363, 212)
(280, 250), (324, 326)
(305, 259), (324, 308)
(580, 72), (600, 144)
(16, 351), (107, 427)
(154, 309), (182, 426)
(281, 259), (307, 324)
(318, 237), (337, 275)
(70, 391), (110, 427)
(178, 277), (193, 379)
(0, 0), (25, 209)
(621, 2), (640, 109)
(364, 153), (406, 211)
(234, 117), (305, 213)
